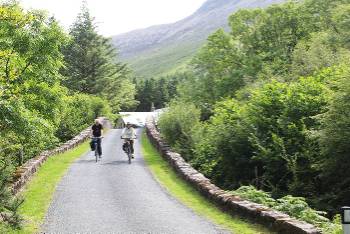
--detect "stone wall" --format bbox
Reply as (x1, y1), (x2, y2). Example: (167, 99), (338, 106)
(11, 117), (109, 195)
(145, 117), (321, 234)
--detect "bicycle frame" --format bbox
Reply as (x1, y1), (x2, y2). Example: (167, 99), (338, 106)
(122, 138), (133, 164)
(91, 137), (102, 162)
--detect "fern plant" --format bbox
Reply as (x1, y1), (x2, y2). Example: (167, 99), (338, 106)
(230, 186), (342, 233)
(0, 151), (23, 229)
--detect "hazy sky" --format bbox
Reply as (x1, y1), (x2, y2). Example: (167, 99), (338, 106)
(20, 0), (206, 36)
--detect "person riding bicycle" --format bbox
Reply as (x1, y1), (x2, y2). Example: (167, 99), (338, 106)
(121, 122), (136, 158)
(91, 119), (103, 158)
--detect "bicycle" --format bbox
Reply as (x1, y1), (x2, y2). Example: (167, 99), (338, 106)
(121, 138), (133, 164)
(91, 137), (103, 162)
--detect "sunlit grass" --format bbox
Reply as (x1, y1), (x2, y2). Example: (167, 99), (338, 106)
(1, 142), (89, 234)
(141, 132), (273, 234)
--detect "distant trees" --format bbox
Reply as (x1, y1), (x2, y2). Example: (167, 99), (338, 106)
(134, 73), (183, 111)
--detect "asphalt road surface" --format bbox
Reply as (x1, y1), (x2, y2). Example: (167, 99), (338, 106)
(42, 129), (229, 234)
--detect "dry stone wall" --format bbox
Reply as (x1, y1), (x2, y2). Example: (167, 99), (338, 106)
(11, 117), (109, 195)
(145, 117), (321, 234)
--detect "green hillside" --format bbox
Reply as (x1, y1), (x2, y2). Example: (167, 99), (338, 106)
(113, 0), (285, 78)
(124, 40), (200, 78)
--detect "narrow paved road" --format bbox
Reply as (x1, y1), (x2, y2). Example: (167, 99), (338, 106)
(42, 129), (229, 233)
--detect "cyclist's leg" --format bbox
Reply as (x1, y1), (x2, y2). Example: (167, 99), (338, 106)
(130, 140), (134, 157)
(122, 139), (128, 152)
(97, 138), (102, 156)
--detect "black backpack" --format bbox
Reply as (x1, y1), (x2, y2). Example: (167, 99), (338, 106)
(90, 140), (96, 151)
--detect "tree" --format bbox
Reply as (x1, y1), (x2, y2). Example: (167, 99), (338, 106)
(0, 2), (67, 97)
(61, 2), (108, 94)
(291, 32), (339, 77)
(61, 3), (137, 112)
(0, 1), (68, 159)
(188, 29), (246, 111)
(332, 4), (350, 49)
(319, 66), (350, 214)
(246, 75), (329, 196)
(0, 1), (67, 227)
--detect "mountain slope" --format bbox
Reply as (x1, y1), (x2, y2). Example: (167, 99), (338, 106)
(112, 0), (285, 78)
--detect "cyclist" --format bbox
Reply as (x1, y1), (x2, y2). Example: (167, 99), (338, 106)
(121, 122), (137, 158)
(91, 119), (103, 158)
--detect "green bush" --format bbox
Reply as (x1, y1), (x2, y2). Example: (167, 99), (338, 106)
(0, 152), (23, 229)
(56, 94), (114, 141)
(158, 101), (200, 160)
(188, 71), (332, 193)
(0, 99), (59, 163)
(246, 74), (330, 196)
(191, 99), (254, 188)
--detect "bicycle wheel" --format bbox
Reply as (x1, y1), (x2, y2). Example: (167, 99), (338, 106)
(128, 150), (131, 164)
(127, 146), (131, 164)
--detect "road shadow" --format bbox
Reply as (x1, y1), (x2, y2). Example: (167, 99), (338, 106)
(75, 158), (101, 164)
(102, 160), (143, 166)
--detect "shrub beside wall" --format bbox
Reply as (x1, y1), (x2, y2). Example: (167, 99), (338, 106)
(146, 117), (320, 234)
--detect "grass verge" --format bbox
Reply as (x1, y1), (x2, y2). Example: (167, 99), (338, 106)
(141, 132), (273, 234)
(1, 142), (89, 234)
